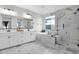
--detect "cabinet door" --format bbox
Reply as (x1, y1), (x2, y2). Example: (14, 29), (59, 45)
(20, 32), (30, 43)
(30, 32), (36, 42)
(0, 36), (10, 49)
(17, 32), (25, 44)
(9, 35), (18, 46)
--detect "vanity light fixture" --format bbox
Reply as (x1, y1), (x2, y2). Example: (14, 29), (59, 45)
(7, 9), (11, 11)
(77, 8), (79, 11)
(73, 8), (79, 14)
(4, 8), (14, 11)
(1, 8), (17, 16)
(23, 13), (32, 19)
(4, 8), (6, 10)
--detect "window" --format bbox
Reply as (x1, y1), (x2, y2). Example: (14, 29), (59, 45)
(45, 16), (55, 31)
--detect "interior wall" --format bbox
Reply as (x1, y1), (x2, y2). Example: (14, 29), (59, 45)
(0, 5), (43, 33)
(54, 5), (79, 46)
(32, 16), (43, 33)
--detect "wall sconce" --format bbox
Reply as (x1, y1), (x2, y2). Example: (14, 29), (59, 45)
(73, 8), (79, 14)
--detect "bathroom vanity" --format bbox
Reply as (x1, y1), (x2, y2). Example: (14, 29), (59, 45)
(0, 31), (36, 49)
(0, 14), (35, 50)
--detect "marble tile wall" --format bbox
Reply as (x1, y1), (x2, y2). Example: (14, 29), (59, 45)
(55, 5), (79, 47)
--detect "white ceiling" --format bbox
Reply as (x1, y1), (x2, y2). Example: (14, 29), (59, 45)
(16, 5), (70, 15)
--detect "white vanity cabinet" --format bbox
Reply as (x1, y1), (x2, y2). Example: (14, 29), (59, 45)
(0, 14), (36, 49)
(9, 33), (18, 46)
(30, 32), (36, 41)
(18, 31), (36, 44)
(0, 31), (36, 50)
(17, 32), (27, 44)
(0, 34), (10, 49)
(0, 33), (17, 49)
(21, 32), (30, 43)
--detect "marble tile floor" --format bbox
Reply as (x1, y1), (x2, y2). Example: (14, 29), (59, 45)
(0, 41), (75, 54)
